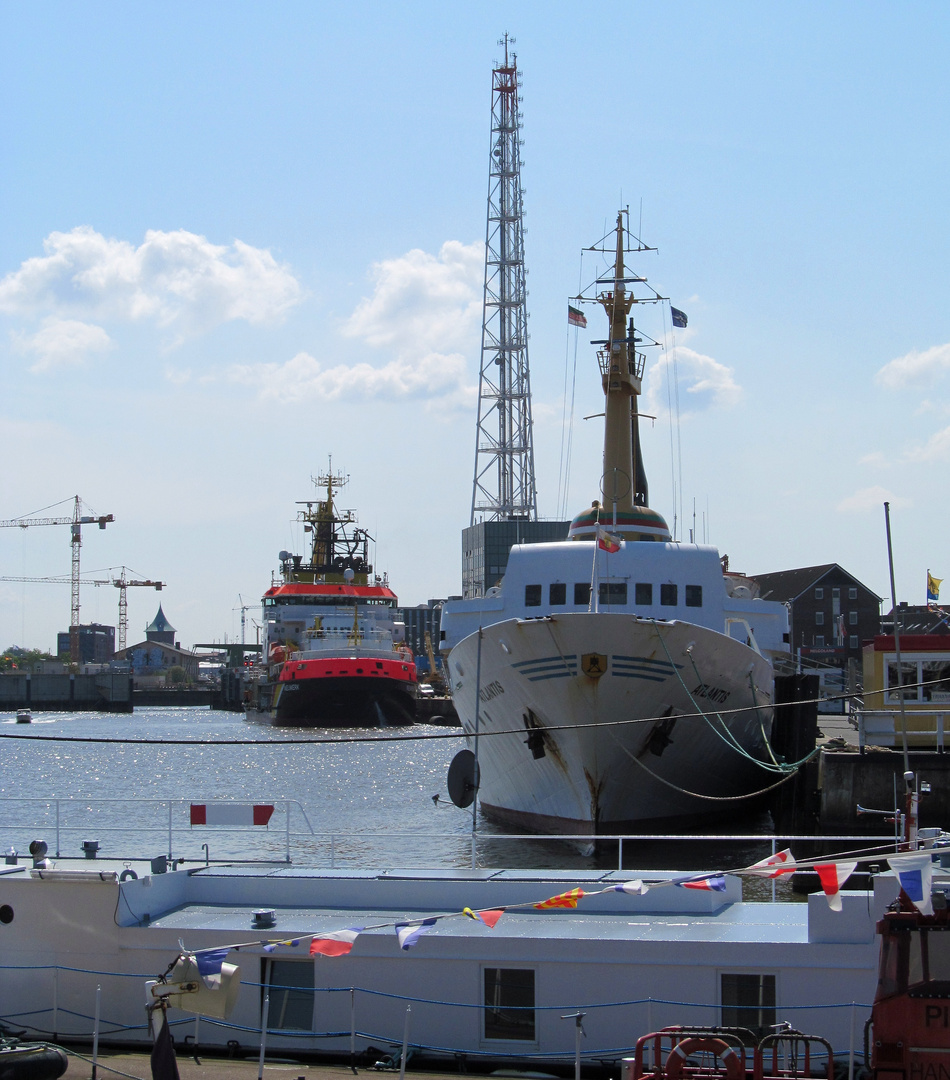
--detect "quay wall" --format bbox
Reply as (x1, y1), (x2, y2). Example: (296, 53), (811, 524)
(820, 749), (950, 829)
(0, 672), (133, 713)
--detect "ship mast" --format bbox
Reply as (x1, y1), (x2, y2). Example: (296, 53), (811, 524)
(598, 212), (639, 518)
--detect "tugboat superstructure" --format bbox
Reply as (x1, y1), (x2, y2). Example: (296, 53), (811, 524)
(246, 470), (416, 727)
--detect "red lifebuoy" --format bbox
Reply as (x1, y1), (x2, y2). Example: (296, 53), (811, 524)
(665, 1037), (743, 1080)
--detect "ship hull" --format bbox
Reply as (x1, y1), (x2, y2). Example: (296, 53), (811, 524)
(446, 612), (777, 836)
(246, 653), (417, 727)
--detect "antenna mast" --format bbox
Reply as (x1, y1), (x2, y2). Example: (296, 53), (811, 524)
(470, 34), (537, 525)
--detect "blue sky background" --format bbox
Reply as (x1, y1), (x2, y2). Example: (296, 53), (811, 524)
(2, 2), (949, 651)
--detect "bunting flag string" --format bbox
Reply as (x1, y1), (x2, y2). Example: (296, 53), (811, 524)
(175, 841), (922, 966)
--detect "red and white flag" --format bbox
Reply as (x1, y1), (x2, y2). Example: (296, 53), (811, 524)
(597, 527), (621, 553)
(309, 928), (362, 956)
(814, 861), (857, 911)
(745, 849), (797, 877)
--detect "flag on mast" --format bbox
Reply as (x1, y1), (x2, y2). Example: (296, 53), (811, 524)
(568, 305), (587, 328)
(597, 527), (621, 553)
(671, 306), (688, 328)
(928, 571), (942, 604)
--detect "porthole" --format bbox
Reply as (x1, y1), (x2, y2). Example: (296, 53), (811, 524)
(0, 905), (13, 924)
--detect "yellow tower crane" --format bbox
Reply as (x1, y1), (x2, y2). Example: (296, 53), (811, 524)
(0, 496), (114, 661)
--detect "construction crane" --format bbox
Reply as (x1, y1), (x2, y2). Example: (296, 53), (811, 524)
(0, 496), (114, 661)
(0, 566), (162, 654)
(233, 595), (252, 646)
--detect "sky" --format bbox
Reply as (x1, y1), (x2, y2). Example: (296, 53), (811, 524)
(2, 2), (949, 653)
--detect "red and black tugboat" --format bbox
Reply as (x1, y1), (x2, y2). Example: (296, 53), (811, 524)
(245, 469), (417, 727)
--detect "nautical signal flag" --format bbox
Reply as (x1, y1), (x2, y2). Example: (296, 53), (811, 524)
(612, 880), (650, 896)
(888, 852), (934, 916)
(671, 306), (688, 328)
(675, 874), (727, 892)
(597, 527), (621, 553)
(194, 947), (231, 988)
(568, 305), (587, 329)
(463, 907), (505, 928)
(534, 888), (585, 909)
(745, 849), (797, 877)
(309, 928), (363, 956)
(814, 861), (857, 911)
(395, 918), (437, 950)
(928, 572), (943, 603)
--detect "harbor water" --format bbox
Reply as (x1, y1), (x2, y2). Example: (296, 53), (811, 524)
(0, 705), (792, 881)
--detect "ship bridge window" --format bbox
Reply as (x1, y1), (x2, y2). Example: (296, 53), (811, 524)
(660, 583), (677, 606)
(483, 967), (536, 1042)
(685, 585), (703, 608)
(574, 583), (591, 606)
(635, 583), (652, 605)
(720, 973), (775, 1038)
(598, 582), (627, 606)
(264, 958), (313, 1030)
(549, 583), (566, 606)
(524, 584), (542, 607)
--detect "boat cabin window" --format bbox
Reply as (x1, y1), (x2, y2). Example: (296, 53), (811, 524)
(882, 926), (950, 997)
(263, 959), (313, 1030)
(574, 583), (591, 606)
(483, 967), (536, 1042)
(550, 583), (566, 606)
(660, 583), (677, 606)
(598, 582), (627, 606)
(524, 585), (542, 607)
(720, 972), (775, 1037)
(635, 583), (652, 605)
(685, 585), (702, 608)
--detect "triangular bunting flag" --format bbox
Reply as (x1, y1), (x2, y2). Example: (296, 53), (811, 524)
(612, 880), (649, 896)
(534, 888), (585, 909)
(745, 849), (797, 877)
(888, 852), (934, 916)
(309, 928), (363, 957)
(676, 874), (727, 892)
(396, 918), (438, 950)
(814, 861), (858, 911)
(463, 907), (505, 928)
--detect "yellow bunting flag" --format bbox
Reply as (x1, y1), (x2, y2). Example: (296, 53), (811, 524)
(534, 888), (585, 909)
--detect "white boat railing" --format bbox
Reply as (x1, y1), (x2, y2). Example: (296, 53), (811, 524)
(0, 798), (898, 883)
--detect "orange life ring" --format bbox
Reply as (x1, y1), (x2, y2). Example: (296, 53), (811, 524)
(665, 1037), (743, 1080)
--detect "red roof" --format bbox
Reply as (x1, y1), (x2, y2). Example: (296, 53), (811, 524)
(872, 634), (950, 652)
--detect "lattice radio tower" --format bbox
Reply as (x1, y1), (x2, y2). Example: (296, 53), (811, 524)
(470, 34), (538, 525)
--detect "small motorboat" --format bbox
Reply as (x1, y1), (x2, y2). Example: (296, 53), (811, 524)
(15, 709), (31, 724)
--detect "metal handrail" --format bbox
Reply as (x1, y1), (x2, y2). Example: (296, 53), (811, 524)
(0, 797), (898, 880)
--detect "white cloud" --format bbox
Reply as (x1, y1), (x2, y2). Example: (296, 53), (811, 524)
(343, 240), (484, 353)
(836, 485), (911, 513)
(230, 349), (471, 406)
(13, 317), (111, 372)
(644, 345), (742, 417)
(876, 342), (950, 388)
(228, 239), (483, 408)
(0, 226), (302, 335)
(904, 425), (950, 463)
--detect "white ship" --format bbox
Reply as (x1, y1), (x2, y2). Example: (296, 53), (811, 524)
(439, 211), (791, 839)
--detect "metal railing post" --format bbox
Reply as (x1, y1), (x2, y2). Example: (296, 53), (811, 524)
(168, 802), (173, 862)
(55, 800), (61, 858)
(285, 802), (290, 863)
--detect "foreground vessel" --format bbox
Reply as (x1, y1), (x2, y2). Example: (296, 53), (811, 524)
(440, 212), (791, 837)
(245, 470), (416, 727)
